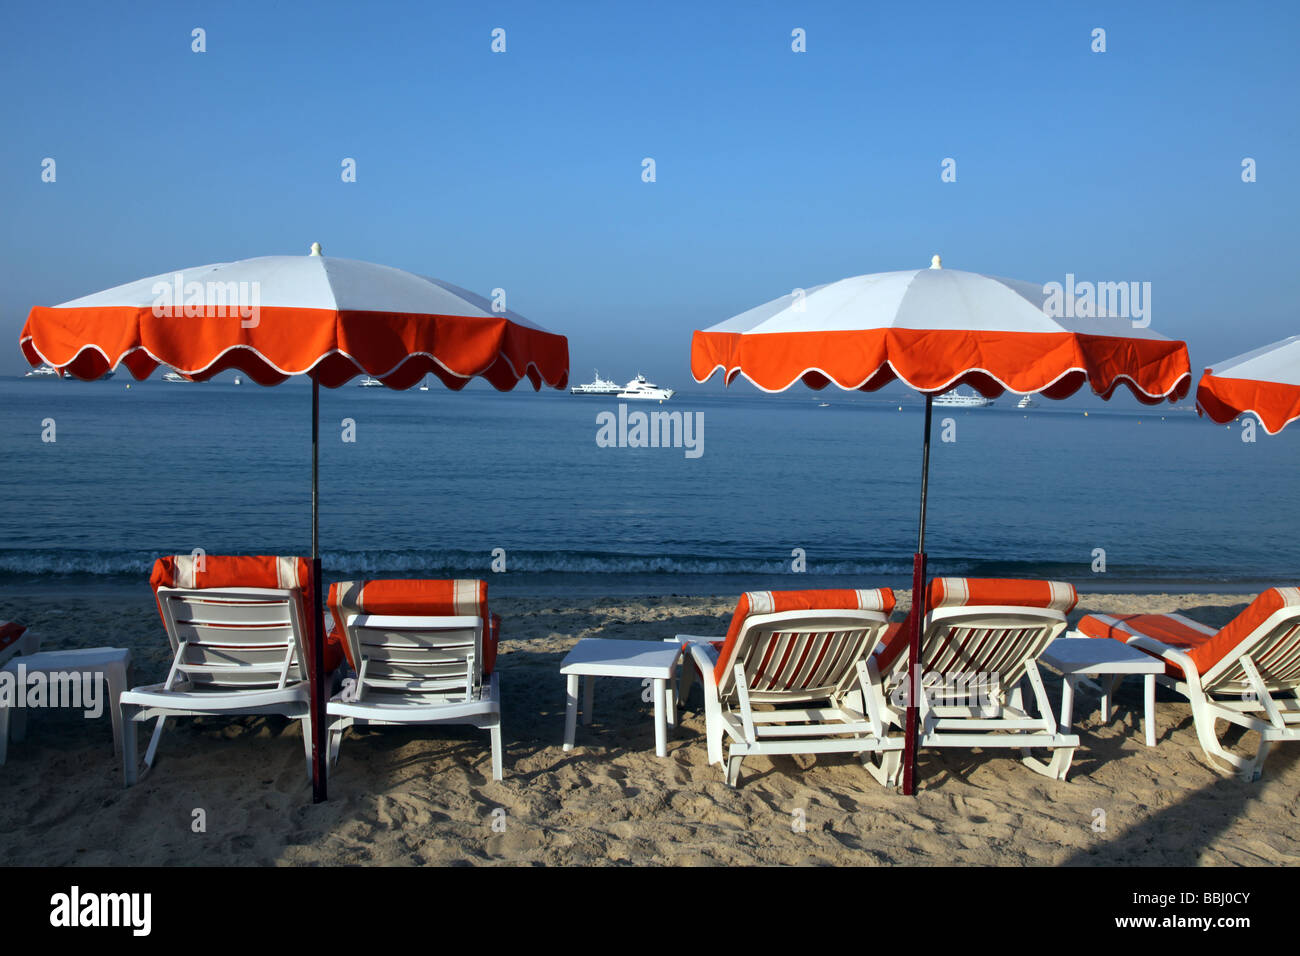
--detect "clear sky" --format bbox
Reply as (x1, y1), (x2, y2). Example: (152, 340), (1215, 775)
(2, 1), (1296, 398)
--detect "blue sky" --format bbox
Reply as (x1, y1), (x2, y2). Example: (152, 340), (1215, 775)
(2, 1), (1296, 398)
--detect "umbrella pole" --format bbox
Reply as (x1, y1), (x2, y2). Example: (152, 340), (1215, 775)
(902, 394), (933, 796)
(311, 379), (328, 803)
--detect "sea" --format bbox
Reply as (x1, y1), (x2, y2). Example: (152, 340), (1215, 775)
(1, 375), (1296, 601)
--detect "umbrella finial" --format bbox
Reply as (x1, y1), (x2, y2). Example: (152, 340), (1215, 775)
(930, 254), (942, 269)
(309, 242), (322, 256)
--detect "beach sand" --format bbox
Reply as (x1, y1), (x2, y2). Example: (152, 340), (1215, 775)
(0, 589), (1296, 866)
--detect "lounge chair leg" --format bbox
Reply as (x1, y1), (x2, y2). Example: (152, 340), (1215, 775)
(122, 708), (139, 787)
(0, 701), (9, 766)
(301, 716), (313, 782)
(863, 748), (901, 788)
(144, 715), (166, 767)
(490, 722), (503, 781)
(725, 753), (744, 788)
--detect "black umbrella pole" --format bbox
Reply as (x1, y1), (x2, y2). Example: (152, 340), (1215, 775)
(311, 380), (328, 803)
(902, 394), (933, 796)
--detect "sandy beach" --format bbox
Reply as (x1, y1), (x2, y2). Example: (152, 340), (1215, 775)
(0, 587), (1295, 867)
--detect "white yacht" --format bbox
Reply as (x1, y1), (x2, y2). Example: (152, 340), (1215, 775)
(233, 375), (242, 385)
(358, 375), (384, 387)
(162, 371), (189, 383)
(1017, 394), (1037, 409)
(24, 364), (59, 378)
(933, 387), (993, 408)
(617, 373), (674, 402)
(570, 370), (623, 396)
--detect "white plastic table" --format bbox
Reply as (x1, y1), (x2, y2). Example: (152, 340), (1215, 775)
(0, 647), (133, 764)
(1041, 635), (1164, 747)
(561, 639), (683, 757)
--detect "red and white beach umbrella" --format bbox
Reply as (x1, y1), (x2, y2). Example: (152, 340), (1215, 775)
(20, 243), (569, 801)
(1196, 335), (1300, 435)
(693, 256), (1191, 794)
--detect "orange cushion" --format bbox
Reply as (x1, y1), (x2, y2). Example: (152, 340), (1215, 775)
(326, 579), (496, 674)
(714, 589), (895, 687)
(150, 555), (342, 673)
(0, 621), (27, 653)
(878, 577), (1078, 671)
(1077, 588), (1300, 679)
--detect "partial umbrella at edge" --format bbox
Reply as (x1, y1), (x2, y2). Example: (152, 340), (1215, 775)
(1197, 334), (1300, 436)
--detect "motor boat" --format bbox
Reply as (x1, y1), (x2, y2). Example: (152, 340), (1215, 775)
(933, 387), (993, 408)
(569, 370), (623, 396)
(616, 373), (674, 402)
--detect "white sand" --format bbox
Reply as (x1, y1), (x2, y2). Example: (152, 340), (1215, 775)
(0, 589), (1296, 866)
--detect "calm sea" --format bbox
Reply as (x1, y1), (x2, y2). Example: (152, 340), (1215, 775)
(1, 375), (1296, 599)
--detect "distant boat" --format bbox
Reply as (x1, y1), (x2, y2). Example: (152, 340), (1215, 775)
(418, 379), (429, 391)
(233, 375), (242, 385)
(358, 376), (384, 388)
(162, 371), (189, 383)
(818, 402), (830, 408)
(616, 373), (674, 402)
(570, 370), (623, 396)
(1017, 395), (1037, 409)
(24, 364), (59, 378)
(933, 387), (993, 408)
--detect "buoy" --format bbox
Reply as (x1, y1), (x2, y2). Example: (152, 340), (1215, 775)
(1084, 411), (1088, 417)
(125, 384), (131, 390)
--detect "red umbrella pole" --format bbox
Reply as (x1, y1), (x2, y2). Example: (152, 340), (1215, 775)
(310, 380), (328, 803)
(901, 394), (932, 796)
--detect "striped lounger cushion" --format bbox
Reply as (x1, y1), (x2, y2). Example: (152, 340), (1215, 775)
(327, 579), (500, 675)
(876, 577), (1079, 670)
(150, 554), (344, 673)
(712, 588), (896, 688)
(1077, 587), (1300, 679)
(0, 621), (28, 654)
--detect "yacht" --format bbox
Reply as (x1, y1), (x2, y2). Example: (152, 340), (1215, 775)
(570, 370), (623, 396)
(418, 378), (430, 391)
(1017, 395), (1037, 409)
(358, 376), (384, 387)
(24, 364), (59, 378)
(162, 371), (189, 383)
(233, 375), (242, 385)
(617, 373), (674, 402)
(933, 387), (993, 408)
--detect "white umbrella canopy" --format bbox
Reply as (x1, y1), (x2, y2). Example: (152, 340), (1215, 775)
(1197, 334), (1300, 435)
(694, 256), (1192, 794)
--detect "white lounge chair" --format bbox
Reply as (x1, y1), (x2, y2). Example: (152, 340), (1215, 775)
(683, 588), (901, 787)
(1077, 587), (1300, 779)
(867, 577), (1079, 783)
(326, 579), (503, 781)
(119, 555), (341, 786)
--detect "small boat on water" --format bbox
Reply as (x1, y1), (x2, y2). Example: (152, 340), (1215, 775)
(24, 364), (59, 378)
(233, 375), (242, 385)
(570, 370), (623, 396)
(162, 371), (189, 383)
(1017, 395), (1037, 409)
(418, 376), (430, 391)
(358, 376), (384, 387)
(933, 387), (993, 408)
(616, 373), (674, 402)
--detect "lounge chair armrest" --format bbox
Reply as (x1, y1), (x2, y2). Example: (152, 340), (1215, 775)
(675, 634), (723, 645)
(1126, 635), (1201, 683)
(688, 640), (721, 679)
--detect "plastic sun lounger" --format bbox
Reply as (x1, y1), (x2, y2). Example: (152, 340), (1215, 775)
(867, 578), (1080, 784)
(682, 588), (902, 788)
(119, 555), (342, 787)
(326, 579), (503, 781)
(1077, 587), (1300, 780)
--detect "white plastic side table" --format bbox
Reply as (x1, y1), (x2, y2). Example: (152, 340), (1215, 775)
(0, 647), (133, 764)
(561, 639), (683, 757)
(1041, 635), (1164, 747)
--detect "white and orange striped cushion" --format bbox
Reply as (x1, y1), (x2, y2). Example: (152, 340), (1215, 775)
(0, 621), (28, 655)
(1078, 587), (1300, 680)
(878, 577), (1077, 669)
(327, 579), (499, 674)
(149, 554), (343, 672)
(714, 588), (894, 687)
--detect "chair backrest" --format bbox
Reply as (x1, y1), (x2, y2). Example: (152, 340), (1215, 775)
(156, 586), (308, 689)
(328, 579), (490, 702)
(0, 622), (31, 667)
(714, 589), (895, 704)
(1200, 587), (1300, 693)
(150, 555), (316, 690)
(914, 578), (1076, 690)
